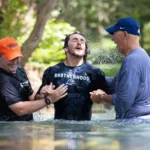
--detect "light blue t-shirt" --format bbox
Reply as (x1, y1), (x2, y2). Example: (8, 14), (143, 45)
(109, 47), (150, 119)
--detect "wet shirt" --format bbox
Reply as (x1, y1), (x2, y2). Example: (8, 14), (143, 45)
(111, 47), (150, 119)
(38, 62), (107, 121)
(0, 66), (34, 121)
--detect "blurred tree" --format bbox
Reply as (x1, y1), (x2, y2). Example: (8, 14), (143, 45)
(0, 0), (58, 66)
(0, 0), (29, 38)
(59, 0), (119, 41)
(29, 19), (75, 66)
(110, 0), (150, 48)
(59, 0), (150, 49)
(21, 0), (58, 66)
(1, 0), (150, 66)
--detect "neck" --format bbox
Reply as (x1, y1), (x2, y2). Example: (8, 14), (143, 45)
(64, 57), (84, 67)
(124, 35), (140, 55)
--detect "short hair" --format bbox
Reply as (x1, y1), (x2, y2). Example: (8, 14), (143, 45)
(63, 31), (90, 62)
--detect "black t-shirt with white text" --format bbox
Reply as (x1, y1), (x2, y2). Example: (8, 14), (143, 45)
(38, 62), (108, 121)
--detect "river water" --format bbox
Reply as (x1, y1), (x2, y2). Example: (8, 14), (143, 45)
(0, 108), (150, 150)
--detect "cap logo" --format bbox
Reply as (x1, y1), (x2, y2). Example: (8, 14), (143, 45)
(120, 27), (124, 29)
(7, 43), (18, 48)
(138, 29), (140, 34)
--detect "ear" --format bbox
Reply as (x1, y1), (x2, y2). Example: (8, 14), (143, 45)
(64, 48), (68, 52)
(124, 31), (128, 38)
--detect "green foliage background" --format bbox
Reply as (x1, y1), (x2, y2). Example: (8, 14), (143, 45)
(0, 0), (150, 74)
(29, 19), (76, 67)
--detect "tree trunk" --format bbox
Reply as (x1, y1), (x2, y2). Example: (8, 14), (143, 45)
(21, 0), (57, 66)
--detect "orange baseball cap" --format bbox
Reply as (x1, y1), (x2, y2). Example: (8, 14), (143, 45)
(0, 37), (23, 60)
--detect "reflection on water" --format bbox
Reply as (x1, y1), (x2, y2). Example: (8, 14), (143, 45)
(0, 122), (55, 150)
(0, 111), (150, 150)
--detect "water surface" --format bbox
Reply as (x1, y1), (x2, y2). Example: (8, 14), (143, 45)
(0, 111), (150, 150)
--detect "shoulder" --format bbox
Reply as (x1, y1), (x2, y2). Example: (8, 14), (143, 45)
(17, 66), (26, 73)
(0, 69), (6, 77)
(16, 66), (28, 77)
(85, 62), (103, 71)
(0, 71), (10, 84)
(82, 63), (95, 69)
(127, 48), (147, 60)
(124, 48), (148, 66)
(44, 62), (64, 74)
(83, 63), (105, 76)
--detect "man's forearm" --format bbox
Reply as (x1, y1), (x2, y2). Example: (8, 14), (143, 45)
(101, 94), (113, 104)
(9, 99), (47, 116)
(34, 93), (45, 100)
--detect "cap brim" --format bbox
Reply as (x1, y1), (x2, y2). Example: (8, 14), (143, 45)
(105, 25), (119, 35)
(4, 51), (23, 60)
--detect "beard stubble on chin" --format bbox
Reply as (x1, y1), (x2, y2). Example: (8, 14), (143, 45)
(67, 49), (85, 58)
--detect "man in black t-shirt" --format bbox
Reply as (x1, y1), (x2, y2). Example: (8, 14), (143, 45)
(37, 32), (109, 121)
(0, 37), (67, 121)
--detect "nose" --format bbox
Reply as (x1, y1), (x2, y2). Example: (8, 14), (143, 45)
(77, 40), (81, 45)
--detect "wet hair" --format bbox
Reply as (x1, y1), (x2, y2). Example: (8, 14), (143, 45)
(63, 31), (90, 62)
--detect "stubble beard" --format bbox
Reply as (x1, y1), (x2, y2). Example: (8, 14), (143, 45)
(67, 48), (85, 59)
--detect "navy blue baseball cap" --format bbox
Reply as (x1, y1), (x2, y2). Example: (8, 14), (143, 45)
(105, 17), (141, 36)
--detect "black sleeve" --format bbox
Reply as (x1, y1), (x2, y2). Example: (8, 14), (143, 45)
(37, 69), (51, 94)
(93, 68), (116, 94)
(92, 68), (109, 92)
(0, 80), (23, 105)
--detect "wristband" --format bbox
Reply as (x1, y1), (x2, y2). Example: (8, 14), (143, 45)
(45, 98), (51, 105)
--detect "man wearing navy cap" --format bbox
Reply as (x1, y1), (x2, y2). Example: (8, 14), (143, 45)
(90, 17), (150, 119)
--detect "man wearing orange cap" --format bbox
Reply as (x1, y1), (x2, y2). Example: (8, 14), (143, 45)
(0, 37), (68, 121)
